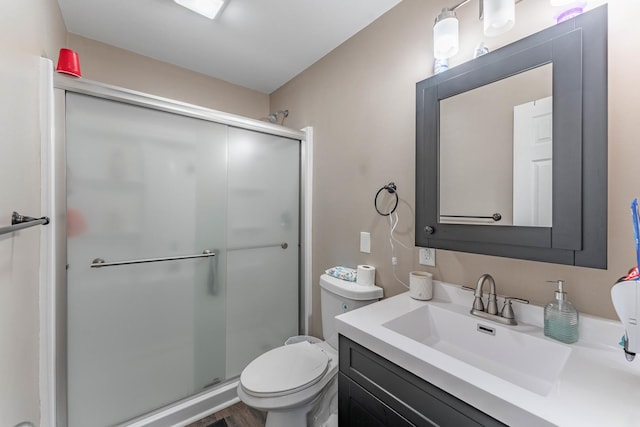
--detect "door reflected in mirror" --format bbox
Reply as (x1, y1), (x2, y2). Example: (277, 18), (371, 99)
(439, 64), (552, 226)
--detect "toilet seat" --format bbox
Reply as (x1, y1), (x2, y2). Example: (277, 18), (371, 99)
(240, 341), (329, 398)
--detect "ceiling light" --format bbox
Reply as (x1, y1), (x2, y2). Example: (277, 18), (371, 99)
(433, 9), (459, 59)
(174, 0), (226, 19)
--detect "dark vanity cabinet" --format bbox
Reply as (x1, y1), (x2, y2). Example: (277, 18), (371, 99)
(338, 335), (507, 427)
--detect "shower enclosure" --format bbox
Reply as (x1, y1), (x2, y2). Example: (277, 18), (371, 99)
(49, 77), (311, 427)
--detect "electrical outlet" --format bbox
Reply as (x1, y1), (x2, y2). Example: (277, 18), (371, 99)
(419, 247), (435, 266)
(360, 232), (371, 253)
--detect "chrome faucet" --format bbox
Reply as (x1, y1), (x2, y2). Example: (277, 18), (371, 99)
(472, 273), (499, 315)
(465, 274), (529, 326)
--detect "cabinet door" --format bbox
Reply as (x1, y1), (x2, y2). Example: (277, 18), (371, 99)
(339, 373), (416, 427)
(339, 336), (507, 427)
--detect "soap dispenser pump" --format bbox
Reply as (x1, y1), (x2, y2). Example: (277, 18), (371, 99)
(544, 280), (579, 343)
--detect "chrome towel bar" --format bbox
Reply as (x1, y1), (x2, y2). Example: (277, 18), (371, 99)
(440, 213), (502, 222)
(91, 249), (215, 268)
(0, 211), (50, 236)
(227, 242), (288, 251)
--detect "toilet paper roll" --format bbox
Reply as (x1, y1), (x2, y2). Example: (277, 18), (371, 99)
(356, 265), (376, 287)
(409, 271), (433, 300)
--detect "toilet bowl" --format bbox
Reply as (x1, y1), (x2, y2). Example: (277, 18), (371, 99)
(238, 340), (338, 427)
(237, 274), (383, 427)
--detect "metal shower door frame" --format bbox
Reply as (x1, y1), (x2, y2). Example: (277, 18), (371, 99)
(45, 73), (313, 427)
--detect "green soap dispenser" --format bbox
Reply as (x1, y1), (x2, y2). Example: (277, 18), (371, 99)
(544, 280), (579, 343)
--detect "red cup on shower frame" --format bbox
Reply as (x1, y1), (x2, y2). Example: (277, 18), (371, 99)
(56, 48), (82, 77)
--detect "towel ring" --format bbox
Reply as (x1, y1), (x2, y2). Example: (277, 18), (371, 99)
(375, 182), (398, 216)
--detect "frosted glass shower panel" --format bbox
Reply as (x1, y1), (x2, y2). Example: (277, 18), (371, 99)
(225, 128), (300, 376)
(65, 93), (228, 427)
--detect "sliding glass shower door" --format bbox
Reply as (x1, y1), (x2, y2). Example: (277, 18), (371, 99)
(64, 93), (299, 426)
(225, 127), (300, 377)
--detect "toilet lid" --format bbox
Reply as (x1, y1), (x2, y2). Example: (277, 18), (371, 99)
(240, 341), (329, 397)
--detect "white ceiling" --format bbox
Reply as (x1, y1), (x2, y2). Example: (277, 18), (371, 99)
(56, 0), (402, 94)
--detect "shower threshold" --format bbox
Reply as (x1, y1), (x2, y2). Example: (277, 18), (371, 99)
(118, 380), (240, 427)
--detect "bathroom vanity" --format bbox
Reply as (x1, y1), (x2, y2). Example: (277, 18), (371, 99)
(335, 281), (640, 426)
(339, 336), (505, 426)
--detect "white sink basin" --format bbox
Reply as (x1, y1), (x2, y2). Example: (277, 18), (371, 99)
(382, 302), (572, 396)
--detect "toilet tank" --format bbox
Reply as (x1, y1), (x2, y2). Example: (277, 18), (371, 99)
(319, 274), (383, 349)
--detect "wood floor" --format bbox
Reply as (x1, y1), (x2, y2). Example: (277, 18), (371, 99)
(186, 401), (266, 427)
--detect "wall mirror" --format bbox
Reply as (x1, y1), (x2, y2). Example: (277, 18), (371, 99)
(415, 5), (607, 268)
(439, 64), (553, 227)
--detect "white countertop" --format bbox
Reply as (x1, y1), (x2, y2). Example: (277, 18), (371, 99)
(335, 280), (640, 427)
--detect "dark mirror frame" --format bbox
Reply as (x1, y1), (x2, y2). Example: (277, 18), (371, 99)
(416, 5), (607, 268)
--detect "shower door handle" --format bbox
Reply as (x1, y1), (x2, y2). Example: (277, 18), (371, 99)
(90, 249), (216, 268)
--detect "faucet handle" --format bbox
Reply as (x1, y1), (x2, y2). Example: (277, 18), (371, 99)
(461, 285), (486, 312)
(505, 297), (529, 304)
(500, 297), (529, 319)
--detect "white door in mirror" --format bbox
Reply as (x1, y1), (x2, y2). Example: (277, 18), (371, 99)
(513, 96), (553, 227)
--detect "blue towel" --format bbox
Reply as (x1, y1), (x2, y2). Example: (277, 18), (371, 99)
(325, 266), (357, 282)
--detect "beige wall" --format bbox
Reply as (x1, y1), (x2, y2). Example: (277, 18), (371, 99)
(0, 1), (66, 425)
(271, 0), (634, 338)
(68, 34), (269, 119)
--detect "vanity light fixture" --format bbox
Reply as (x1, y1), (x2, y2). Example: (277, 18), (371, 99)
(174, 0), (227, 19)
(484, 0), (515, 36)
(433, 0), (524, 59)
(434, 8), (459, 59)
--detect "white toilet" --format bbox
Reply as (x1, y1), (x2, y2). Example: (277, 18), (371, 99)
(237, 274), (383, 427)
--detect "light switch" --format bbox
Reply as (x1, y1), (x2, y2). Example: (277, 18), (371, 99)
(360, 232), (371, 253)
